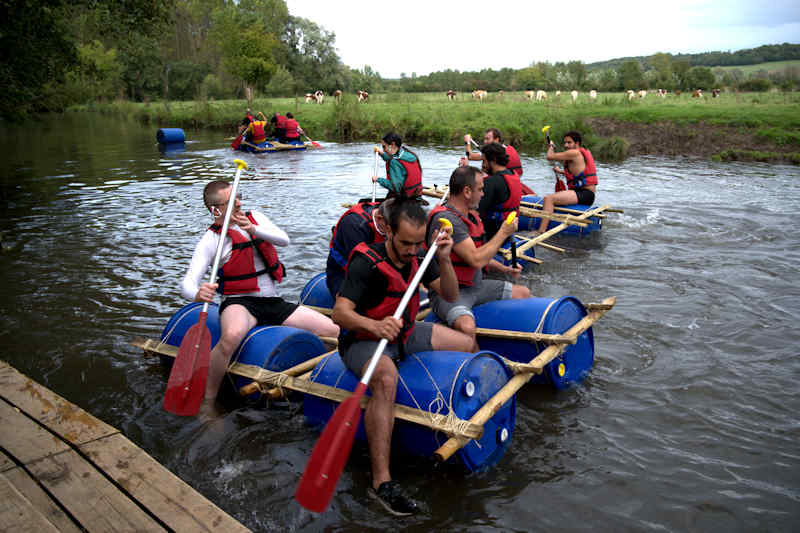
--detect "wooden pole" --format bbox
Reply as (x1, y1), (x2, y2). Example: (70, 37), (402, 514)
(516, 204), (612, 255)
(433, 296), (616, 462)
(475, 327), (577, 345)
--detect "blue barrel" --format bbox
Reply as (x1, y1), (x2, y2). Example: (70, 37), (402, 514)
(156, 128), (186, 143)
(472, 297), (594, 389)
(299, 272), (335, 309)
(517, 195), (602, 235)
(304, 350), (515, 472)
(159, 302), (326, 402)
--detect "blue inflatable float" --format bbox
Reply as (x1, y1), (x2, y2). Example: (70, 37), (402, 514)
(159, 302), (327, 401)
(517, 195), (602, 235)
(304, 350), (516, 472)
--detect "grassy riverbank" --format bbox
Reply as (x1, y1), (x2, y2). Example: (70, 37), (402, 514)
(68, 90), (800, 164)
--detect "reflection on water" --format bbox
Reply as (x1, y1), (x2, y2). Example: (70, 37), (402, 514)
(1, 114), (799, 531)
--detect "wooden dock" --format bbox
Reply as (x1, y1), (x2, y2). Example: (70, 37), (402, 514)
(0, 360), (251, 533)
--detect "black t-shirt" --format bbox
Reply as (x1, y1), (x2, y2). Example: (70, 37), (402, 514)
(325, 208), (381, 297)
(338, 242), (439, 347)
(478, 170), (511, 239)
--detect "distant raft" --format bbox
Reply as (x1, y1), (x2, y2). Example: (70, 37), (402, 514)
(235, 139), (309, 153)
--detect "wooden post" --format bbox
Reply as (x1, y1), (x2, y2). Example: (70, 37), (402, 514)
(516, 205), (612, 255)
(433, 296), (616, 462)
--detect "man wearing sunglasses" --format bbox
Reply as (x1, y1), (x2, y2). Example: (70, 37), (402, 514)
(181, 180), (339, 414)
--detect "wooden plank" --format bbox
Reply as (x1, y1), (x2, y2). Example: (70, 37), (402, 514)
(81, 433), (251, 533)
(0, 472), (60, 533)
(0, 400), (71, 465)
(27, 450), (166, 532)
(2, 467), (82, 533)
(0, 364), (118, 446)
(0, 448), (14, 473)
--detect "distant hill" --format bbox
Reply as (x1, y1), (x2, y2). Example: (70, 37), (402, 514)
(586, 43), (800, 71)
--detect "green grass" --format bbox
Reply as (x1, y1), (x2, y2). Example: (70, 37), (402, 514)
(713, 60), (800, 74)
(67, 90), (800, 162)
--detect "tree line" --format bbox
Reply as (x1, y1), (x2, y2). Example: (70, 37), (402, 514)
(1, 1), (797, 121)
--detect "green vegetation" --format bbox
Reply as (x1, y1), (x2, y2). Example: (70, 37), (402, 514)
(69, 89), (800, 164)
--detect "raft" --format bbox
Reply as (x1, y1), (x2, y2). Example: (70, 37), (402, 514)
(235, 139), (309, 153)
(517, 194), (603, 235)
(158, 302), (327, 401)
(304, 349), (516, 472)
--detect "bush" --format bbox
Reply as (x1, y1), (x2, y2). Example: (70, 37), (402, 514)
(199, 74), (225, 100)
(738, 79), (771, 92)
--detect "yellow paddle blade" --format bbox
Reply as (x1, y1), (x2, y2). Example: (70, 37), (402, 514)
(438, 218), (453, 232)
(233, 159), (249, 170)
(505, 212), (517, 225)
(541, 125), (551, 133)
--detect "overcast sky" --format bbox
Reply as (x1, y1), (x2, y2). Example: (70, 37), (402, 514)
(284, 0), (800, 78)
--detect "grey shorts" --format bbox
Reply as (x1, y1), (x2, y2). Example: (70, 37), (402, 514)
(340, 321), (435, 376)
(430, 279), (512, 325)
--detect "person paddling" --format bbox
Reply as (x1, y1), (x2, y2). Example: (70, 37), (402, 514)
(464, 128), (524, 178)
(331, 198), (473, 515)
(280, 112), (304, 144)
(425, 166), (530, 350)
(181, 181), (338, 415)
(537, 130), (598, 234)
(476, 143), (522, 240)
(373, 132), (423, 199)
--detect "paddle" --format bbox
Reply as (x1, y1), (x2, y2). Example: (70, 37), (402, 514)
(371, 150), (379, 202)
(303, 134), (322, 148)
(295, 201), (452, 513)
(163, 159), (249, 416)
(542, 125), (551, 146)
(231, 128), (246, 150)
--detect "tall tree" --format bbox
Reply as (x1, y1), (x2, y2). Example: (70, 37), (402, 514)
(283, 16), (346, 93)
(618, 60), (644, 90)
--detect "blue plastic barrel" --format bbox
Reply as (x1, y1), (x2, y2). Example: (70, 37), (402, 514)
(299, 272), (335, 309)
(304, 350), (515, 472)
(156, 128), (186, 143)
(472, 297), (594, 389)
(517, 195), (602, 235)
(158, 302), (326, 402)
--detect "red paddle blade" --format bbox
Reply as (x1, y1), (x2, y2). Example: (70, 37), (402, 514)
(295, 383), (367, 512)
(311, 141), (322, 148)
(232, 133), (243, 149)
(521, 183), (535, 195)
(163, 314), (211, 416)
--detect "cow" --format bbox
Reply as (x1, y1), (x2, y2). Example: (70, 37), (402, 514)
(589, 90), (597, 101)
(657, 89), (667, 98)
(692, 89), (703, 98)
(536, 90), (547, 101)
(357, 90), (369, 102)
(627, 89), (635, 101)
(638, 89), (647, 99)
(314, 90), (324, 104)
(675, 90), (681, 96)
(333, 89), (342, 102)
(497, 89), (504, 98)
(447, 90), (456, 100)
(555, 90), (561, 97)
(524, 90), (535, 100)
(712, 89), (721, 98)
(304, 93), (317, 103)
(570, 90), (578, 102)
(472, 89), (488, 101)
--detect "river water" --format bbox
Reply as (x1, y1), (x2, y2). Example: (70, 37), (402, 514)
(1, 114), (798, 532)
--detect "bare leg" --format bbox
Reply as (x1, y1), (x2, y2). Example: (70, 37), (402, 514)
(431, 323), (475, 353)
(363, 355), (398, 489)
(451, 315), (479, 352)
(283, 305), (340, 337)
(537, 190), (579, 234)
(512, 284), (531, 299)
(206, 304), (256, 401)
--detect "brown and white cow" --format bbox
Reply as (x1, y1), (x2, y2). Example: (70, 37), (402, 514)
(524, 90), (535, 100)
(333, 89), (343, 102)
(638, 89), (647, 99)
(712, 89), (721, 98)
(446, 90), (456, 100)
(657, 89), (667, 98)
(472, 89), (488, 101)
(692, 89), (703, 98)
(357, 90), (369, 102)
(304, 93), (317, 103)
(536, 90), (547, 101)
(314, 90), (324, 104)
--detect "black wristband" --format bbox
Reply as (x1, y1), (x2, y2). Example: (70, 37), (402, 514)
(465, 150), (470, 156)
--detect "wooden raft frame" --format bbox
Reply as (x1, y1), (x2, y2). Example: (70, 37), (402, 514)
(0, 360), (250, 533)
(134, 297), (615, 461)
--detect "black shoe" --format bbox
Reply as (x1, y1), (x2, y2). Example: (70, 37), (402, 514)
(368, 480), (419, 516)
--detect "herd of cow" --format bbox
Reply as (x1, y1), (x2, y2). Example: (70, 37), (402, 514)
(303, 87), (722, 104)
(303, 89), (369, 103)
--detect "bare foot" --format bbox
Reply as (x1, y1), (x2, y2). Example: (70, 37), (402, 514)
(196, 398), (223, 421)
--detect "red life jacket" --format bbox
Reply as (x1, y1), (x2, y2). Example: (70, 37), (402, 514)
(504, 144), (523, 177)
(275, 115), (287, 129)
(284, 118), (300, 139)
(250, 121), (267, 144)
(349, 242), (419, 344)
(428, 205), (486, 287)
(385, 150), (423, 198)
(245, 113), (254, 124)
(329, 202), (386, 267)
(494, 169), (522, 219)
(209, 212), (285, 295)
(565, 147), (598, 188)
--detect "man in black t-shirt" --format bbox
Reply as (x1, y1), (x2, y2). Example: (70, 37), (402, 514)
(332, 199), (473, 516)
(476, 143), (522, 240)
